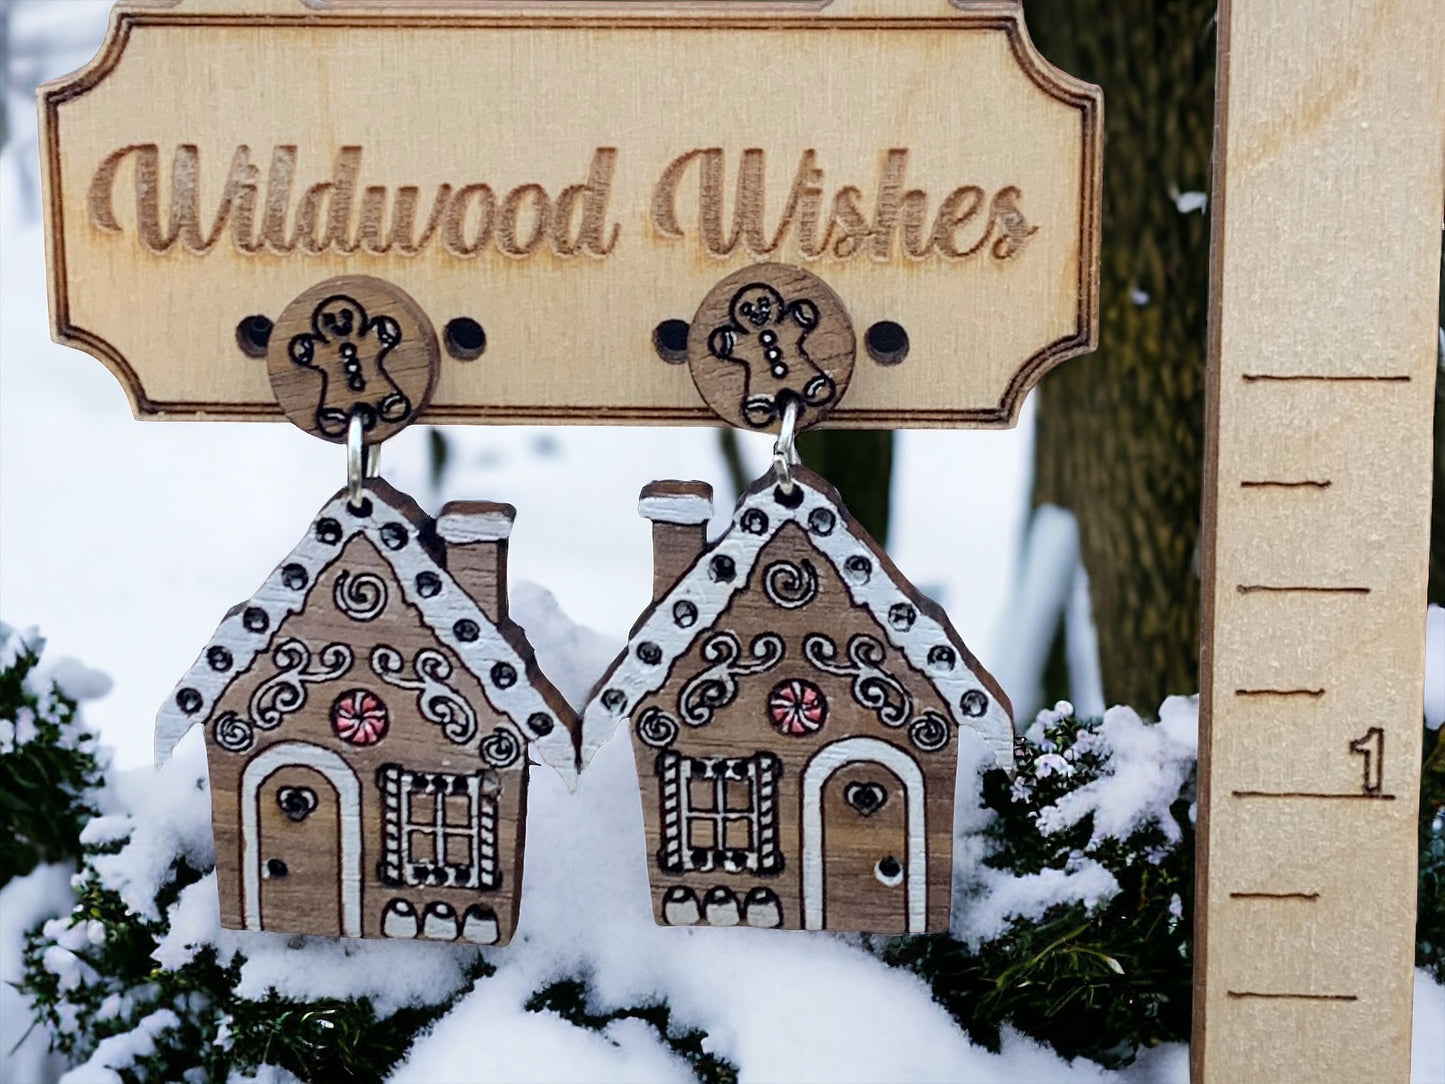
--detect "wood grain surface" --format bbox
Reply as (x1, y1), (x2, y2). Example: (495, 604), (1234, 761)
(687, 263), (856, 432)
(157, 480), (581, 943)
(267, 275), (438, 444)
(39, 0), (1101, 428)
(583, 468), (1016, 933)
(1193, 0), (1444, 1078)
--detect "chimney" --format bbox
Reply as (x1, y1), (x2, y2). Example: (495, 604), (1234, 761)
(437, 502), (515, 624)
(639, 481), (713, 599)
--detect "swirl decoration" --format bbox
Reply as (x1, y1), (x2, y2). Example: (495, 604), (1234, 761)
(370, 645), (478, 745)
(333, 570), (388, 622)
(249, 639), (355, 729)
(479, 727), (522, 769)
(213, 711), (254, 754)
(803, 633), (911, 727)
(678, 631), (786, 726)
(636, 707), (681, 749)
(762, 560), (819, 610)
(908, 711), (952, 753)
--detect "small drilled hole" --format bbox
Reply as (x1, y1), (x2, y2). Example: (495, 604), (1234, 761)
(865, 321), (910, 366)
(236, 315), (273, 358)
(445, 318), (486, 361)
(653, 320), (690, 364)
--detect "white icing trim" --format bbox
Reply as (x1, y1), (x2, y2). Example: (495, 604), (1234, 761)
(800, 738), (927, 932)
(582, 474), (1015, 774)
(437, 510), (515, 544)
(241, 742), (362, 937)
(155, 486), (578, 788)
(638, 493), (713, 526)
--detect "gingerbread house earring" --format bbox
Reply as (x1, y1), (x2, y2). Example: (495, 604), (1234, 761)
(153, 276), (579, 945)
(582, 263), (1015, 935)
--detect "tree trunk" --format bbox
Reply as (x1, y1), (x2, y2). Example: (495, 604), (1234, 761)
(1027, 0), (1216, 713)
(798, 430), (894, 547)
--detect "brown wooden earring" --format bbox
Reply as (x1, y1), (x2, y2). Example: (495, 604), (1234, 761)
(583, 264), (1014, 935)
(156, 276), (579, 945)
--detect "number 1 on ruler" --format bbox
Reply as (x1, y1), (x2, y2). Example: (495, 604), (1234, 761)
(1349, 727), (1384, 796)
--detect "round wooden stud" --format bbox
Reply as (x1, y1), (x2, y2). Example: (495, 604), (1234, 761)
(268, 276), (438, 444)
(687, 263), (856, 433)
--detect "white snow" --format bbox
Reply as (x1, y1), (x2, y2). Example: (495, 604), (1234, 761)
(1425, 605), (1442, 730)
(992, 505), (1087, 725)
(1034, 698), (1198, 848)
(59, 1008), (180, 1084)
(0, 865), (74, 1084)
(1066, 564), (1106, 719)
(1171, 189), (1208, 214)
(1413, 968), (1445, 1084)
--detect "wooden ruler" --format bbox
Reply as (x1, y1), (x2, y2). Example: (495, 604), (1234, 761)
(1194, 0), (1443, 1080)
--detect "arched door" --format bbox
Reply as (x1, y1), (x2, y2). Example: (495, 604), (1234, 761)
(241, 742), (362, 937)
(802, 737), (927, 933)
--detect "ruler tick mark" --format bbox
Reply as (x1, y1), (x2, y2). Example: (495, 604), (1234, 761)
(1227, 991), (1359, 1002)
(1229, 891), (1320, 901)
(1240, 480), (1332, 490)
(1232, 790), (1396, 801)
(1235, 687), (1325, 699)
(1242, 373), (1411, 384)
(1236, 584), (1371, 596)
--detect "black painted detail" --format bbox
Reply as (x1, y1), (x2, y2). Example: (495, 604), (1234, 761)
(637, 642), (664, 665)
(266, 859), (289, 879)
(528, 712), (554, 736)
(845, 555), (873, 582)
(601, 688), (627, 714)
(844, 782), (888, 817)
(453, 619), (480, 643)
(960, 690), (989, 717)
(243, 607), (270, 633)
(673, 600), (699, 628)
(379, 523), (408, 551)
(315, 518), (343, 545)
(281, 563), (309, 590)
(490, 662), (518, 689)
(206, 646), (233, 672)
(709, 555), (737, 583)
(807, 508), (837, 536)
(928, 645), (957, 670)
(741, 509), (769, 535)
(175, 687), (203, 715)
(415, 571), (442, 598)
(774, 485), (805, 509)
(276, 786), (318, 822)
(888, 603), (917, 631)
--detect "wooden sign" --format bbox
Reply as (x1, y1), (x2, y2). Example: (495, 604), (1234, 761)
(1193, 0), (1443, 1078)
(39, 0), (1101, 429)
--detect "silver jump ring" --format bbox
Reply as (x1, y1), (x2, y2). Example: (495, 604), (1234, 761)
(346, 412), (380, 507)
(772, 399), (802, 493)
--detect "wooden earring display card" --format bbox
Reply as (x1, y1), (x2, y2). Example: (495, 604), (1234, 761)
(39, 0), (1101, 430)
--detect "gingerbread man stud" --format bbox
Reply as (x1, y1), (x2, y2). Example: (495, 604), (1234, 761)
(687, 264), (856, 431)
(268, 275), (439, 444)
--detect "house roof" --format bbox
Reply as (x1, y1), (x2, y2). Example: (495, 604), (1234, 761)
(154, 480), (580, 788)
(581, 467), (1015, 776)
